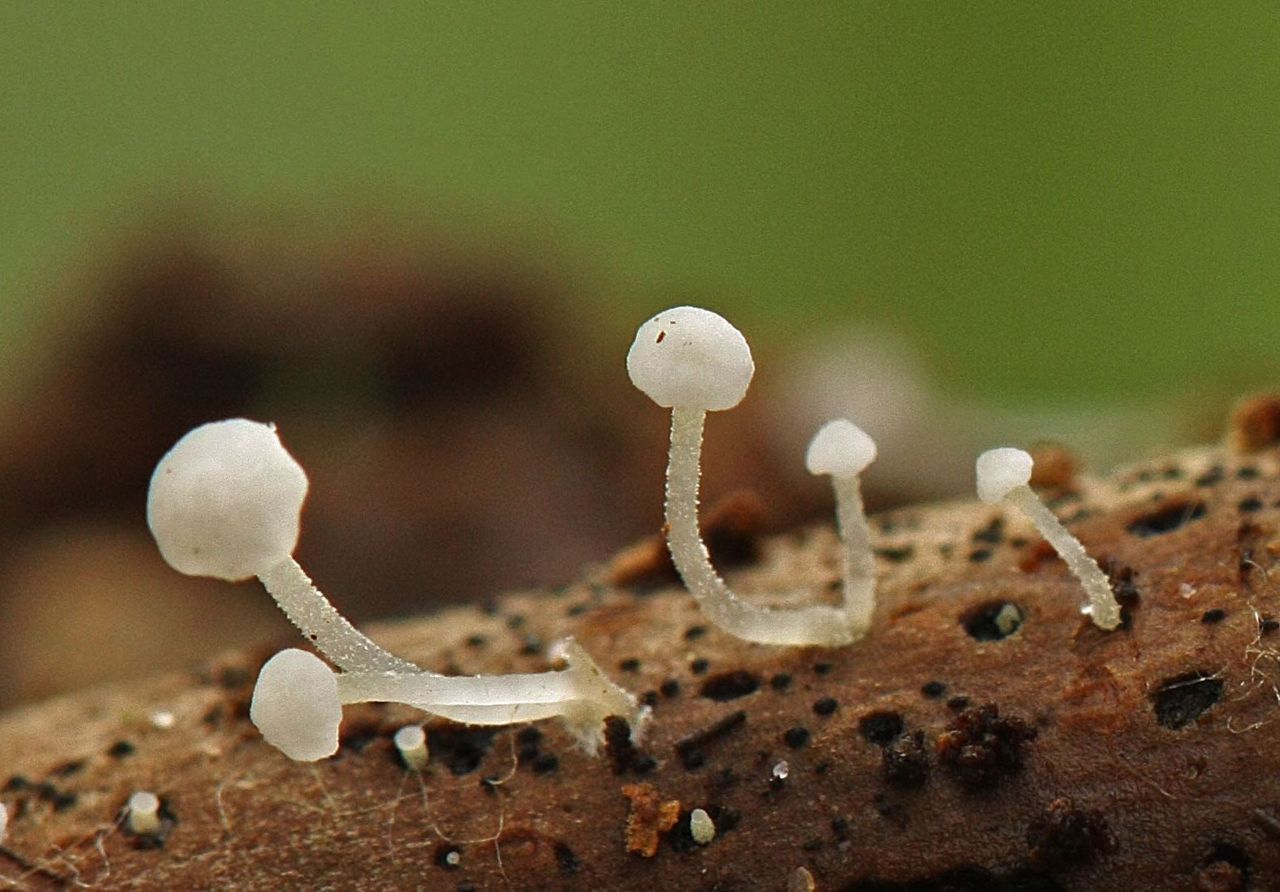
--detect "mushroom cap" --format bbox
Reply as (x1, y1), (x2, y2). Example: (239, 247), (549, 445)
(147, 419), (308, 581)
(976, 447), (1034, 504)
(805, 418), (877, 478)
(626, 306), (754, 411)
(249, 649), (342, 762)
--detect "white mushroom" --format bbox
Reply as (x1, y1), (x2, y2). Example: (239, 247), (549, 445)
(153, 420), (646, 760)
(125, 791), (162, 836)
(976, 447), (1121, 630)
(627, 306), (860, 646)
(393, 725), (429, 771)
(148, 419), (415, 673)
(805, 419), (879, 636)
(689, 807), (716, 845)
(250, 642), (641, 762)
(249, 648), (345, 762)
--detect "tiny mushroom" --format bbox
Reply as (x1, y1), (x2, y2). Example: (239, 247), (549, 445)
(627, 306), (861, 647)
(148, 419), (416, 674)
(126, 791), (162, 836)
(393, 725), (429, 771)
(976, 447), (1122, 630)
(805, 418), (879, 636)
(152, 420), (646, 761)
(250, 641), (640, 762)
(689, 807), (716, 845)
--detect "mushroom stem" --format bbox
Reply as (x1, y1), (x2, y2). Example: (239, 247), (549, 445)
(831, 473), (875, 635)
(257, 557), (417, 674)
(1004, 485), (1122, 630)
(665, 406), (856, 646)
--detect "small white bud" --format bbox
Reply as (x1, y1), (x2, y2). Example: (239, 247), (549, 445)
(393, 724), (429, 771)
(126, 790), (162, 836)
(689, 807), (715, 845)
(976, 447), (1034, 505)
(805, 418), (877, 479)
(250, 649), (343, 762)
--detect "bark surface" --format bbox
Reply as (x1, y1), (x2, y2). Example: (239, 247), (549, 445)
(2, 439), (1280, 891)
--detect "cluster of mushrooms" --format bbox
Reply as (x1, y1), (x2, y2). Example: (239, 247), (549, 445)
(145, 306), (1123, 763)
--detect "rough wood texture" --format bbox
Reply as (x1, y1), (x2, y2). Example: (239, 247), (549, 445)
(3, 436), (1280, 891)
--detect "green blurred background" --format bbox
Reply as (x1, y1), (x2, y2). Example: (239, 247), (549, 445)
(4, 2), (1278, 403)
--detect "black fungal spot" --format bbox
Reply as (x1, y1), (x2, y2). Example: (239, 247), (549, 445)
(2, 775), (30, 793)
(972, 517), (1005, 545)
(604, 716), (640, 775)
(1152, 671), (1223, 730)
(640, 691), (659, 708)
(769, 673), (793, 691)
(36, 781), (77, 812)
(518, 636), (542, 656)
(1263, 618), (1280, 635)
(921, 681), (947, 699)
(783, 727), (811, 749)
(967, 548), (992, 563)
(619, 657), (641, 672)
(531, 753), (559, 775)
(961, 601), (1024, 641)
(883, 730), (930, 787)
(947, 696), (971, 712)
(690, 658), (710, 675)
(428, 726), (498, 775)
(681, 750), (706, 770)
(633, 755), (657, 775)
(660, 679), (681, 698)
(699, 670), (761, 702)
(684, 625), (708, 641)
(831, 816), (851, 841)
(813, 697), (838, 716)
(464, 634), (487, 649)
(1238, 466), (1261, 480)
(50, 760), (85, 778)
(675, 709), (746, 769)
(1195, 466), (1226, 487)
(1026, 798), (1115, 871)
(107, 740), (136, 759)
(859, 711), (905, 746)
(1240, 496), (1264, 513)
(1127, 501), (1207, 537)
(875, 546), (914, 563)
(936, 703), (1037, 790)
(553, 841), (582, 875)
(1202, 609), (1227, 624)
(813, 662), (834, 676)
(1197, 842), (1250, 891)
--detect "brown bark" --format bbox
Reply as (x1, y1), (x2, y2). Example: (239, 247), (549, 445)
(2, 436), (1280, 890)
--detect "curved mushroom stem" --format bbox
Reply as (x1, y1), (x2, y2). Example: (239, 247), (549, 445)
(1005, 485), (1122, 630)
(831, 473), (875, 636)
(334, 639), (643, 754)
(257, 558), (418, 674)
(665, 407), (857, 646)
